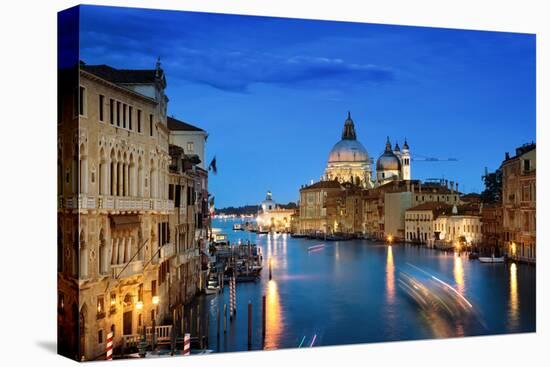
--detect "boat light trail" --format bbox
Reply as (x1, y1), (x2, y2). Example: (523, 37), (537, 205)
(310, 334), (317, 347)
(431, 276), (473, 308)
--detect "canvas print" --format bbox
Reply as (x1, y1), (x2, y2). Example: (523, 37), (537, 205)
(57, 5), (536, 361)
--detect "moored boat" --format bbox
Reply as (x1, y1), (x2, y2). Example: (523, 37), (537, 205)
(479, 256), (505, 263)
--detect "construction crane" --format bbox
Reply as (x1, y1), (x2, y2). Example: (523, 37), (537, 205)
(411, 154), (458, 162)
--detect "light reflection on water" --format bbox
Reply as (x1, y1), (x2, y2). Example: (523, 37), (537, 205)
(509, 263), (519, 329)
(386, 245), (395, 304)
(264, 280), (283, 349)
(204, 219), (535, 352)
(453, 252), (465, 295)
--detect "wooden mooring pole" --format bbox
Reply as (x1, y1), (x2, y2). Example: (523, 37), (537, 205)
(247, 301), (252, 350)
(224, 304), (227, 333)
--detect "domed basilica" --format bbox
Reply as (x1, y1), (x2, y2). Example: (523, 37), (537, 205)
(323, 112), (411, 188)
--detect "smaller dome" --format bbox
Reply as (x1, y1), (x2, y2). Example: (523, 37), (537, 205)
(377, 154), (401, 171)
(377, 137), (401, 171)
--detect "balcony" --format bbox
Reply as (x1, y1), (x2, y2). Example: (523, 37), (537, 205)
(63, 194), (97, 209)
(62, 194), (174, 213)
(111, 260), (144, 279)
(177, 248), (200, 264)
(160, 242), (176, 259)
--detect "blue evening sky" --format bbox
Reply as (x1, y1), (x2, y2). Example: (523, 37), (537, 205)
(78, 5), (535, 208)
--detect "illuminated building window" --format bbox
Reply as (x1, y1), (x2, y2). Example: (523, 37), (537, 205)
(97, 295), (105, 319)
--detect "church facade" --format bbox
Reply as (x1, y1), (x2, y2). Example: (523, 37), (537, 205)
(323, 112), (411, 188)
(297, 112), (465, 239)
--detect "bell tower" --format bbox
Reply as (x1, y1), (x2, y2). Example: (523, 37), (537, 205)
(401, 139), (411, 180)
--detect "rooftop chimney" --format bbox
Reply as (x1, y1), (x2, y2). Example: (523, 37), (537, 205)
(505, 152), (510, 160)
(450, 181), (454, 194)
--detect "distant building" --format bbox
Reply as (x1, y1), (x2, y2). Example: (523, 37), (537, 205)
(381, 180), (461, 241)
(298, 180), (343, 234)
(405, 202), (451, 246)
(481, 203), (503, 256)
(434, 204), (482, 248)
(257, 191), (295, 232)
(502, 143), (536, 263)
(295, 112), (471, 239)
(324, 112), (373, 188)
(323, 112), (412, 188)
(376, 137), (411, 185)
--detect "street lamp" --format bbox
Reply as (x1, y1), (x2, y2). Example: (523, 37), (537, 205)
(152, 296), (160, 306)
(135, 300), (144, 310)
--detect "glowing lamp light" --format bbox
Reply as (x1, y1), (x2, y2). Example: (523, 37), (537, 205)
(110, 298), (116, 307)
(386, 235), (393, 244)
(152, 296), (160, 306)
(135, 300), (144, 310)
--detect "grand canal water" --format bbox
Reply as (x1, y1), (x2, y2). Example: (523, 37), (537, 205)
(198, 218), (535, 353)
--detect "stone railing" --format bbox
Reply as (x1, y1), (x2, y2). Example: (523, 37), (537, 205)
(111, 260), (144, 279)
(62, 194), (174, 213)
(160, 242), (176, 259)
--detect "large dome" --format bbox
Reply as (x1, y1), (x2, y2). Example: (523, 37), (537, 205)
(328, 139), (369, 163)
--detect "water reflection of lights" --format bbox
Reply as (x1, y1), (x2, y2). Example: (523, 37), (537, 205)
(265, 280), (283, 349)
(453, 252), (465, 294)
(509, 263), (519, 328)
(386, 245), (395, 303)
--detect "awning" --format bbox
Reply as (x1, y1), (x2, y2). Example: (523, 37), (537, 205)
(111, 215), (140, 229)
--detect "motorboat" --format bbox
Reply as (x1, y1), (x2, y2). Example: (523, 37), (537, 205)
(307, 244), (325, 252)
(479, 256), (505, 263)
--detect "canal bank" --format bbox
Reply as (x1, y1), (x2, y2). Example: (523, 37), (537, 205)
(197, 218), (535, 353)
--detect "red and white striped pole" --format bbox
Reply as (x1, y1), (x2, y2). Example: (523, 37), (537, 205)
(106, 331), (113, 360)
(229, 277), (234, 319)
(182, 333), (191, 356)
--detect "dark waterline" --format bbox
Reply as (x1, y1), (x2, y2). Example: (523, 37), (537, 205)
(199, 218), (536, 353)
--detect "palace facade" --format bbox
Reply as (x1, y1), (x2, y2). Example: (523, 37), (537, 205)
(58, 61), (209, 360)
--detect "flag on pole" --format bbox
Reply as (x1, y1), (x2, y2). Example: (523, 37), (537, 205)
(208, 156), (217, 174)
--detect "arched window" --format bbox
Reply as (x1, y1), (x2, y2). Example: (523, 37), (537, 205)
(123, 153), (128, 196)
(72, 230), (78, 278)
(129, 154), (136, 197)
(79, 143), (88, 194)
(99, 148), (107, 195)
(149, 159), (157, 198)
(137, 157), (143, 197)
(110, 149), (116, 196)
(99, 229), (106, 275)
(79, 229), (88, 279)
